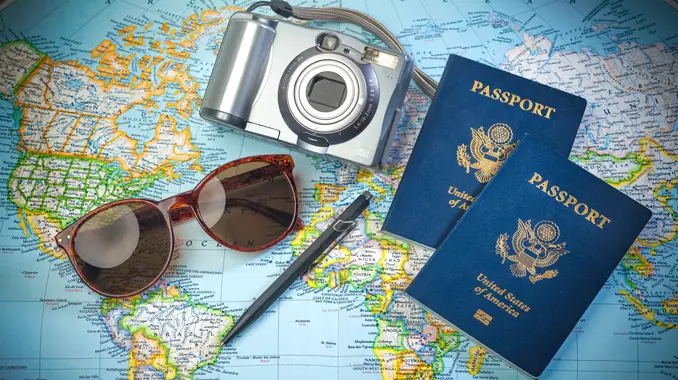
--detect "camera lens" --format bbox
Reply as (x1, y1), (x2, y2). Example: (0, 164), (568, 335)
(305, 71), (347, 112)
(287, 54), (367, 133)
(279, 47), (381, 148)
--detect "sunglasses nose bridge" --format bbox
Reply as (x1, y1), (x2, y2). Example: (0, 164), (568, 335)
(157, 190), (199, 224)
(171, 191), (195, 209)
(155, 190), (192, 210)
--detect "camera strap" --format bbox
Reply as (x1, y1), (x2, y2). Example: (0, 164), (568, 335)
(247, 0), (438, 98)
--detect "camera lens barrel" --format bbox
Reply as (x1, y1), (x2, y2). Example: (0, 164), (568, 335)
(291, 55), (365, 131)
(201, 16), (276, 128)
(278, 47), (380, 146)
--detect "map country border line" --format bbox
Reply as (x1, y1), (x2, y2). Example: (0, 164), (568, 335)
(38, 111), (59, 153)
(570, 149), (651, 187)
(56, 114), (82, 152)
(0, 34), (208, 267)
(620, 246), (653, 290)
(14, 83), (143, 120)
(13, 153), (97, 211)
(1, 40), (47, 96)
(107, 286), (235, 379)
(571, 138), (678, 330)
(14, 100), (200, 178)
(635, 137), (678, 248)
(126, 330), (177, 379)
(9, 152), (163, 223)
(8, 48), (203, 172)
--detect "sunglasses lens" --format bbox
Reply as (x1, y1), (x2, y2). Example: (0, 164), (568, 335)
(197, 161), (296, 250)
(72, 202), (172, 296)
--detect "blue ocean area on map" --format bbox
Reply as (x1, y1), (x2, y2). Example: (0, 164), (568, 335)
(666, 186), (678, 212)
(0, 0), (676, 379)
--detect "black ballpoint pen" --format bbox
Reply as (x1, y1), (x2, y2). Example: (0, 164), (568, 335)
(221, 191), (373, 346)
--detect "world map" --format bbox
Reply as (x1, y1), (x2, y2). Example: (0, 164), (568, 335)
(0, 0), (676, 379)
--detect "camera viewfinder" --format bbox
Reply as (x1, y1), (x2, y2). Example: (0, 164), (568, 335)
(318, 33), (340, 51)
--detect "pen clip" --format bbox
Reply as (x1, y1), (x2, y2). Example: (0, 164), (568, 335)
(334, 220), (357, 241)
(320, 219), (357, 256)
(332, 219), (357, 232)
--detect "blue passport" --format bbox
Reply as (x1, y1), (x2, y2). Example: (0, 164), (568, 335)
(383, 54), (587, 248)
(406, 135), (652, 378)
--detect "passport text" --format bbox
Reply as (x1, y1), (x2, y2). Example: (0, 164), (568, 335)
(471, 80), (557, 119)
(476, 273), (531, 318)
(529, 172), (612, 229)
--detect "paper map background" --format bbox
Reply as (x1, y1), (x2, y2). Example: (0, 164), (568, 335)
(0, 0), (676, 379)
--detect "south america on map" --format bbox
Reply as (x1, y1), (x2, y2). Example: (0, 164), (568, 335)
(0, 0), (676, 379)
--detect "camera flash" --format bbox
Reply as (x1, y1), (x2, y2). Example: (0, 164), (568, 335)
(362, 47), (399, 69)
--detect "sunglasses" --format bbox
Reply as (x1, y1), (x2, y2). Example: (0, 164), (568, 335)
(55, 154), (302, 298)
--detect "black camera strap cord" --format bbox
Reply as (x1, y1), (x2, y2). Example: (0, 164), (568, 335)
(246, 0), (438, 98)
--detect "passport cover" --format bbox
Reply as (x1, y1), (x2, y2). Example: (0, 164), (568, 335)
(383, 54), (587, 248)
(405, 135), (652, 378)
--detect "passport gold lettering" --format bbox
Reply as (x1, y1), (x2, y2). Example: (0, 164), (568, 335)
(556, 190), (567, 203)
(563, 195), (578, 208)
(547, 185), (559, 197)
(447, 185), (475, 210)
(528, 172), (612, 229)
(506, 293), (531, 312)
(470, 80), (556, 119)
(574, 203), (589, 215)
(479, 85), (491, 97)
(484, 292), (520, 318)
(586, 209), (600, 224)
(533, 102), (545, 116)
(476, 273), (531, 318)
(477, 273), (506, 295)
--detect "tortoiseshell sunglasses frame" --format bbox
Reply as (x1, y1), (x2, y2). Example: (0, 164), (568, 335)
(55, 154), (303, 298)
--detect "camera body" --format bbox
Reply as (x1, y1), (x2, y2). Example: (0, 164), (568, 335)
(200, 12), (413, 167)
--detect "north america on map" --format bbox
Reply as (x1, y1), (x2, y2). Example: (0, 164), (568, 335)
(0, 0), (676, 379)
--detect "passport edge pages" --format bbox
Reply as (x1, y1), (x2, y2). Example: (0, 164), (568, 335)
(405, 135), (652, 379)
(409, 299), (537, 378)
(382, 54), (587, 249)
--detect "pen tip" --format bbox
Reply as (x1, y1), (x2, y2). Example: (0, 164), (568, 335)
(362, 191), (373, 201)
(221, 329), (237, 347)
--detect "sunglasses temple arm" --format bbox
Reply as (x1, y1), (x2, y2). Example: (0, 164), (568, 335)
(217, 165), (287, 194)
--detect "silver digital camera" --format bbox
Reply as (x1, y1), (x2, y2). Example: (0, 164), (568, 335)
(200, 12), (413, 167)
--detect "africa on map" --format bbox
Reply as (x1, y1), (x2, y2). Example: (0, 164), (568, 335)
(0, 0), (676, 379)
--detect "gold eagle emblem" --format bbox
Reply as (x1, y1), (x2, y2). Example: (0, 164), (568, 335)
(496, 219), (568, 284)
(456, 123), (518, 183)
